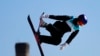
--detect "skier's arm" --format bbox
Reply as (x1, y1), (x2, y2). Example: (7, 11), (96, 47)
(60, 30), (79, 50)
(49, 15), (73, 21)
(66, 30), (79, 44)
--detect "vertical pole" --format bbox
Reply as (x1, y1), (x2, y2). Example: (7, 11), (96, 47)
(15, 43), (29, 56)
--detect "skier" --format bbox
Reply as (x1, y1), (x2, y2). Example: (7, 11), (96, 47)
(39, 13), (87, 50)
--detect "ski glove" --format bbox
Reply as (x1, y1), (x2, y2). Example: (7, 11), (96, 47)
(60, 43), (68, 50)
(42, 14), (49, 18)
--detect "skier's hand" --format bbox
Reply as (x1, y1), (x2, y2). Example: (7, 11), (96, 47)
(42, 14), (49, 18)
(60, 43), (68, 50)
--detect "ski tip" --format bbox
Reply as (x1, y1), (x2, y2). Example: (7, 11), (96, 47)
(27, 15), (30, 19)
(42, 12), (44, 15)
(28, 15), (30, 18)
(27, 15), (31, 23)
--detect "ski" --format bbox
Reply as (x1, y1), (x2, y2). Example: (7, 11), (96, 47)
(27, 15), (44, 56)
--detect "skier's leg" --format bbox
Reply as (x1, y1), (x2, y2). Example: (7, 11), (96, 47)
(46, 24), (60, 36)
(39, 35), (61, 45)
(39, 24), (63, 45)
(40, 19), (61, 36)
(39, 20), (63, 45)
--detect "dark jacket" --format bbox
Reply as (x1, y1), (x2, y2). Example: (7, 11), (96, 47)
(49, 15), (79, 44)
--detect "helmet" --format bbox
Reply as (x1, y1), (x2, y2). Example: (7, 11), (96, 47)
(78, 14), (87, 25)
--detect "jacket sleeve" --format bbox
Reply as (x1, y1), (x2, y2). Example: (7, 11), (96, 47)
(49, 15), (72, 21)
(66, 30), (79, 44)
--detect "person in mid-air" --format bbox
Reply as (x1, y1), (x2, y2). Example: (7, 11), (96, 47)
(39, 13), (88, 50)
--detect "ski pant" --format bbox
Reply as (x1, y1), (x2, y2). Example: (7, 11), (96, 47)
(39, 24), (63, 45)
